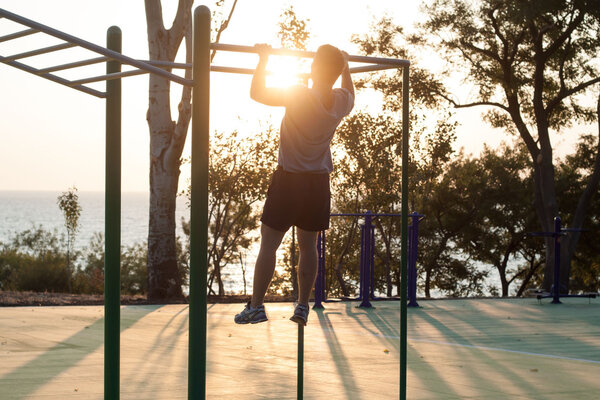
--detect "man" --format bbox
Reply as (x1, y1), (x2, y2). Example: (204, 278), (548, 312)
(235, 43), (354, 325)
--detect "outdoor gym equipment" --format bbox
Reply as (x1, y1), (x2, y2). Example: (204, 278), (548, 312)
(313, 211), (423, 309)
(0, 6), (411, 399)
(529, 216), (597, 304)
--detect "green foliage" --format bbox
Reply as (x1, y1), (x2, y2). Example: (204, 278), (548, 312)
(556, 133), (600, 293)
(0, 226), (69, 292)
(57, 186), (82, 292)
(0, 227), (155, 296)
(57, 187), (82, 244)
(183, 128), (278, 295)
(277, 6), (310, 51)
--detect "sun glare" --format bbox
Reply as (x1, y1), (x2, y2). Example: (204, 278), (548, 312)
(266, 56), (308, 88)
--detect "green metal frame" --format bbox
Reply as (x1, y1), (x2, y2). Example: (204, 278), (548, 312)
(0, 5), (411, 399)
(104, 26), (122, 400)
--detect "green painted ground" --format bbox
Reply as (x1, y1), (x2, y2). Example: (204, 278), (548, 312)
(0, 297), (598, 399)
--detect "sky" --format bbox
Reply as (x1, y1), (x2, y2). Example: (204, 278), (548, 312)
(0, 0), (592, 192)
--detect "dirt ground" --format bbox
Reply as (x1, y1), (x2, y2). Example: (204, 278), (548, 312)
(0, 290), (295, 307)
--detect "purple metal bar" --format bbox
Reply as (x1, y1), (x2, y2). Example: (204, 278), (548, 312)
(313, 230), (325, 309)
(370, 224), (376, 299)
(359, 212), (373, 308)
(407, 213), (421, 307)
(312, 211), (423, 305)
(529, 215), (591, 303)
(552, 217), (562, 304)
(331, 213), (402, 217)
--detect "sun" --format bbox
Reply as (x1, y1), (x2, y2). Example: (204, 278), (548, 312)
(266, 56), (308, 88)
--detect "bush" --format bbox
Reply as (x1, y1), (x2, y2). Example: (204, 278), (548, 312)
(0, 226), (70, 292)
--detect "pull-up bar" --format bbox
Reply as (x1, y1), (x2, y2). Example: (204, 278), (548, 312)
(210, 42), (410, 67)
(0, 5), (411, 400)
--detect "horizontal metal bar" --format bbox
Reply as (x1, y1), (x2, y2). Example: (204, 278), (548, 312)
(140, 60), (399, 76)
(37, 56), (109, 73)
(349, 64), (399, 73)
(330, 213), (405, 217)
(0, 28), (38, 43)
(0, 57), (106, 98)
(210, 42), (410, 66)
(2, 42), (76, 61)
(68, 68), (149, 86)
(143, 60), (190, 69)
(0, 8), (192, 86)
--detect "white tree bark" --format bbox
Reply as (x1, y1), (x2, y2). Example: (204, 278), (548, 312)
(145, 0), (193, 300)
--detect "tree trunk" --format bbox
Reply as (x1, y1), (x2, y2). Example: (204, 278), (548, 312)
(148, 167), (183, 299)
(145, 0), (192, 301)
(213, 258), (224, 296)
(334, 219), (358, 297)
(374, 219), (393, 297)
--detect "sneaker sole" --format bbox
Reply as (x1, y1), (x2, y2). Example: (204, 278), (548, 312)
(235, 316), (268, 324)
(289, 315), (307, 326)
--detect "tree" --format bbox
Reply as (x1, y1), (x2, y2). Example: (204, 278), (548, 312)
(144, 0), (238, 301)
(457, 143), (540, 296)
(556, 130), (600, 293)
(182, 129), (278, 296)
(332, 112), (404, 296)
(57, 186), (82, 293)
(417, 0), (600, 292)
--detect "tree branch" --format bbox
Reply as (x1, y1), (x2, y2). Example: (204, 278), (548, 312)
(211, 0), (239, 62)
(459, 39), (502, 63)
(438, 88), (510, 112)
(542, 10), (585, 61)
(570, 94), (600, 234)
(546, 77), (600, 115)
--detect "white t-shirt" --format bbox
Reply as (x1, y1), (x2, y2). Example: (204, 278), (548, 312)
(278, 86), (354, 173)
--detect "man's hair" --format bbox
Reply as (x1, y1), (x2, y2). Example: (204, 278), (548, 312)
(312, 44), (345, 87)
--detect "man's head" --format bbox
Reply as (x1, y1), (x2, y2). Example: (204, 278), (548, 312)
(311, 44), (345, 88)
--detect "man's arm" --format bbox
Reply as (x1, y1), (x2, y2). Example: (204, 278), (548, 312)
(250, 44), (289, 107)
(340, 51), (355, 101)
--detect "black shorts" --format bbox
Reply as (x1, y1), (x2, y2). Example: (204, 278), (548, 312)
(261, 166), (331, 232)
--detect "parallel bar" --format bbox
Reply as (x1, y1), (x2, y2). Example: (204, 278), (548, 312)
(0, 28), (38, 43)
(0, 57), (105, 98)
(38, 56), (108, 73)
(104, 26), (122, 400)
(2, 42), (76, 61)
(0, 8), (191, 86)
(69, 68), (148, 86)
(189, 5), (211, 400)
(552, 217), (562, 304)
(399, 65), (410, 400)
(210, 42), (410, 66)
(141, 61), (396, 75)
(143, 59), (191, 69)
(331, 213), (403, 217)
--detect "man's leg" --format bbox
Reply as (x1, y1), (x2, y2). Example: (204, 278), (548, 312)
(250, 223), (287, 308)
(296, 228), (319, 306)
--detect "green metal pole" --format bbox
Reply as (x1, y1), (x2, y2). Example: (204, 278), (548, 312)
(104, 25), (121, 400)
(399, 65), (409, 400)
(298, 324), (304, 399)
(189, 6), (210, 400)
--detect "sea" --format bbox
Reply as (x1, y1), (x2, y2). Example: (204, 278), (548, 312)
(0, 191), (501, 297)
(0, 190), (249, 294)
